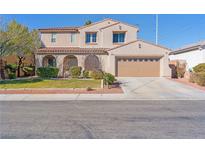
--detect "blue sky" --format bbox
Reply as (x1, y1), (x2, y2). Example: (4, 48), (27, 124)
(1, 14), (205, 49)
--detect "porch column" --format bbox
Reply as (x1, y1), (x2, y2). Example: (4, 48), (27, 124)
(55, 55), (65, 77)
(35, 54), (44, 68)
(76, 55), (86, 70)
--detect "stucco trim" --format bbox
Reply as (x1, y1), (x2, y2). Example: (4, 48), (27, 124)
(113, 54), (164, 58)
(78, 18), (114, 30)
(100, 20), (139, 31)
(107, 39), (172, 52)
(79, 18), (139, 31)
(100, 22), (121, 30)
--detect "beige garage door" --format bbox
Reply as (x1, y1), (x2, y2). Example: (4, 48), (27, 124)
(116, 57), (160, 77)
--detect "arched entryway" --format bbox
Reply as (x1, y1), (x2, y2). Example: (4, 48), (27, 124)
(84, 55), (101, 71)
(63, 55), (78, 75)
(42, 55), (56, 67)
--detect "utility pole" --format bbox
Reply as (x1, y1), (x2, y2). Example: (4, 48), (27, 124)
(156, 14), (158, 45)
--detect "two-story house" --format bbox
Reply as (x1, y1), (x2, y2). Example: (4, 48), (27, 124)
(36, 18), (171, 77)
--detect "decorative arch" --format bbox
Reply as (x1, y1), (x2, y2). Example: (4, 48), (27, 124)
(63, 55), (78, 73)
(84, 54), (101, 71)
(42, 55), (56, 67)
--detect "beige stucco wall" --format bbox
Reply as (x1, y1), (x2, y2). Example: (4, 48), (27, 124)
(35, 54), (108, 77)
(101, 23), (138, 48)
(41, 32), (80, 47)
(40, 19), (138, 49)
(78, 19), (117, 48)
(36, 40), (171, 77)
(107, 40), (171, 77)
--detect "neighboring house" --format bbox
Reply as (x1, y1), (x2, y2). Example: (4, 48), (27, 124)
(169, 41), (205, 71)
(36, 18), (171, 77)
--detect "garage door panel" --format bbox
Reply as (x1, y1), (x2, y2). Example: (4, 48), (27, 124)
(117, 58), (160, 77)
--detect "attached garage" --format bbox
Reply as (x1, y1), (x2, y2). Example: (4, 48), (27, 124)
(116, 57), (160, 77)
(107, 40), (172, 77)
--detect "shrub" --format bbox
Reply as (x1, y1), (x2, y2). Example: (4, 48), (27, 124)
(5, 64), (17, 73)
(189, 73), (197, 83)
(176, 62), (186, 78)
(103, 73), (116, 85)
(177, 68), (186, 78)
(195, 72), (205, 86)
(83, 70), (89, 78)
(8, 72), (16, 79)
(86, 87), (93, 91)
(70, 66), (82, 78)
(23, 66), (34, 76)
(193, 63), (205, 73)
(23, 66), (33, 73)
(90, 70), (104, 79)
(36, 67), (59, 78)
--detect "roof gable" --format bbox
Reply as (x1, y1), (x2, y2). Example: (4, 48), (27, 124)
(78, 18), (117, 30)
(107, 40), (171, 52)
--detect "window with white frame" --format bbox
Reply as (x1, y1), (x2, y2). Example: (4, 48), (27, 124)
(51, 33), (56, 43)
(70, 33), (76, 43)
(85, 32), (97, 43)
(113, 32), (126, 43)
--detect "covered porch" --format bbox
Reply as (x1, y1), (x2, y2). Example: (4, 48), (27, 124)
(35, 47), (108, 77)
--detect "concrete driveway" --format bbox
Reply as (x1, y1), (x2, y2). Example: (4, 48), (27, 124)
(118, 77), (205, 100)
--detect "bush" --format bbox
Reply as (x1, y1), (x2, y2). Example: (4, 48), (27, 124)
(177, 68), (186, 78)
(23, 66), (33, 73)
(37, 67), (59, 78)
(83, 70), (89, 78)
(23, 66), (34, 76)
(5, 64), (17, 73)
(90, 70), (104, 79)
(103, 73), (116, 85)
(195, 72), (205, 86)
(86, 87), (93, 91)
(189, 73), (197, 83)
(175, 61), (186, 78)
(193, 63), (205, 73)
(70, 66), (82, 78)
(8, 72), (16, 79)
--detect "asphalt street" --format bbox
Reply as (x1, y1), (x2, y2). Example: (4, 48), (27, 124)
(1, 100), (205, 139)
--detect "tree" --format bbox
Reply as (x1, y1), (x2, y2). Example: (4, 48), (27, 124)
(30, 29), (41, 66)
(0, 20), (14, 79)
(7, 20), (41, 77)
(84, 20), (92, 26)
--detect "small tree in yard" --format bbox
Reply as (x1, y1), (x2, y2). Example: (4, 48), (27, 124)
(0, 20), (14, 79)
(7, 20), (41, 77)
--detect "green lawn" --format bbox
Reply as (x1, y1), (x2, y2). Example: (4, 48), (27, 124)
(0, 78), (101, 89)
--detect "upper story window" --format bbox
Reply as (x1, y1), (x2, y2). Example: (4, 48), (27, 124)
(113, 32), (125, 43)
(51, 33), (56, 43)
(85, 32), (97, 44)
(70, 33), (76, 43)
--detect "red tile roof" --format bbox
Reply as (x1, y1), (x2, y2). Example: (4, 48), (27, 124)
(39, 27), (79, 33)
(37, 47), (109, 54)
